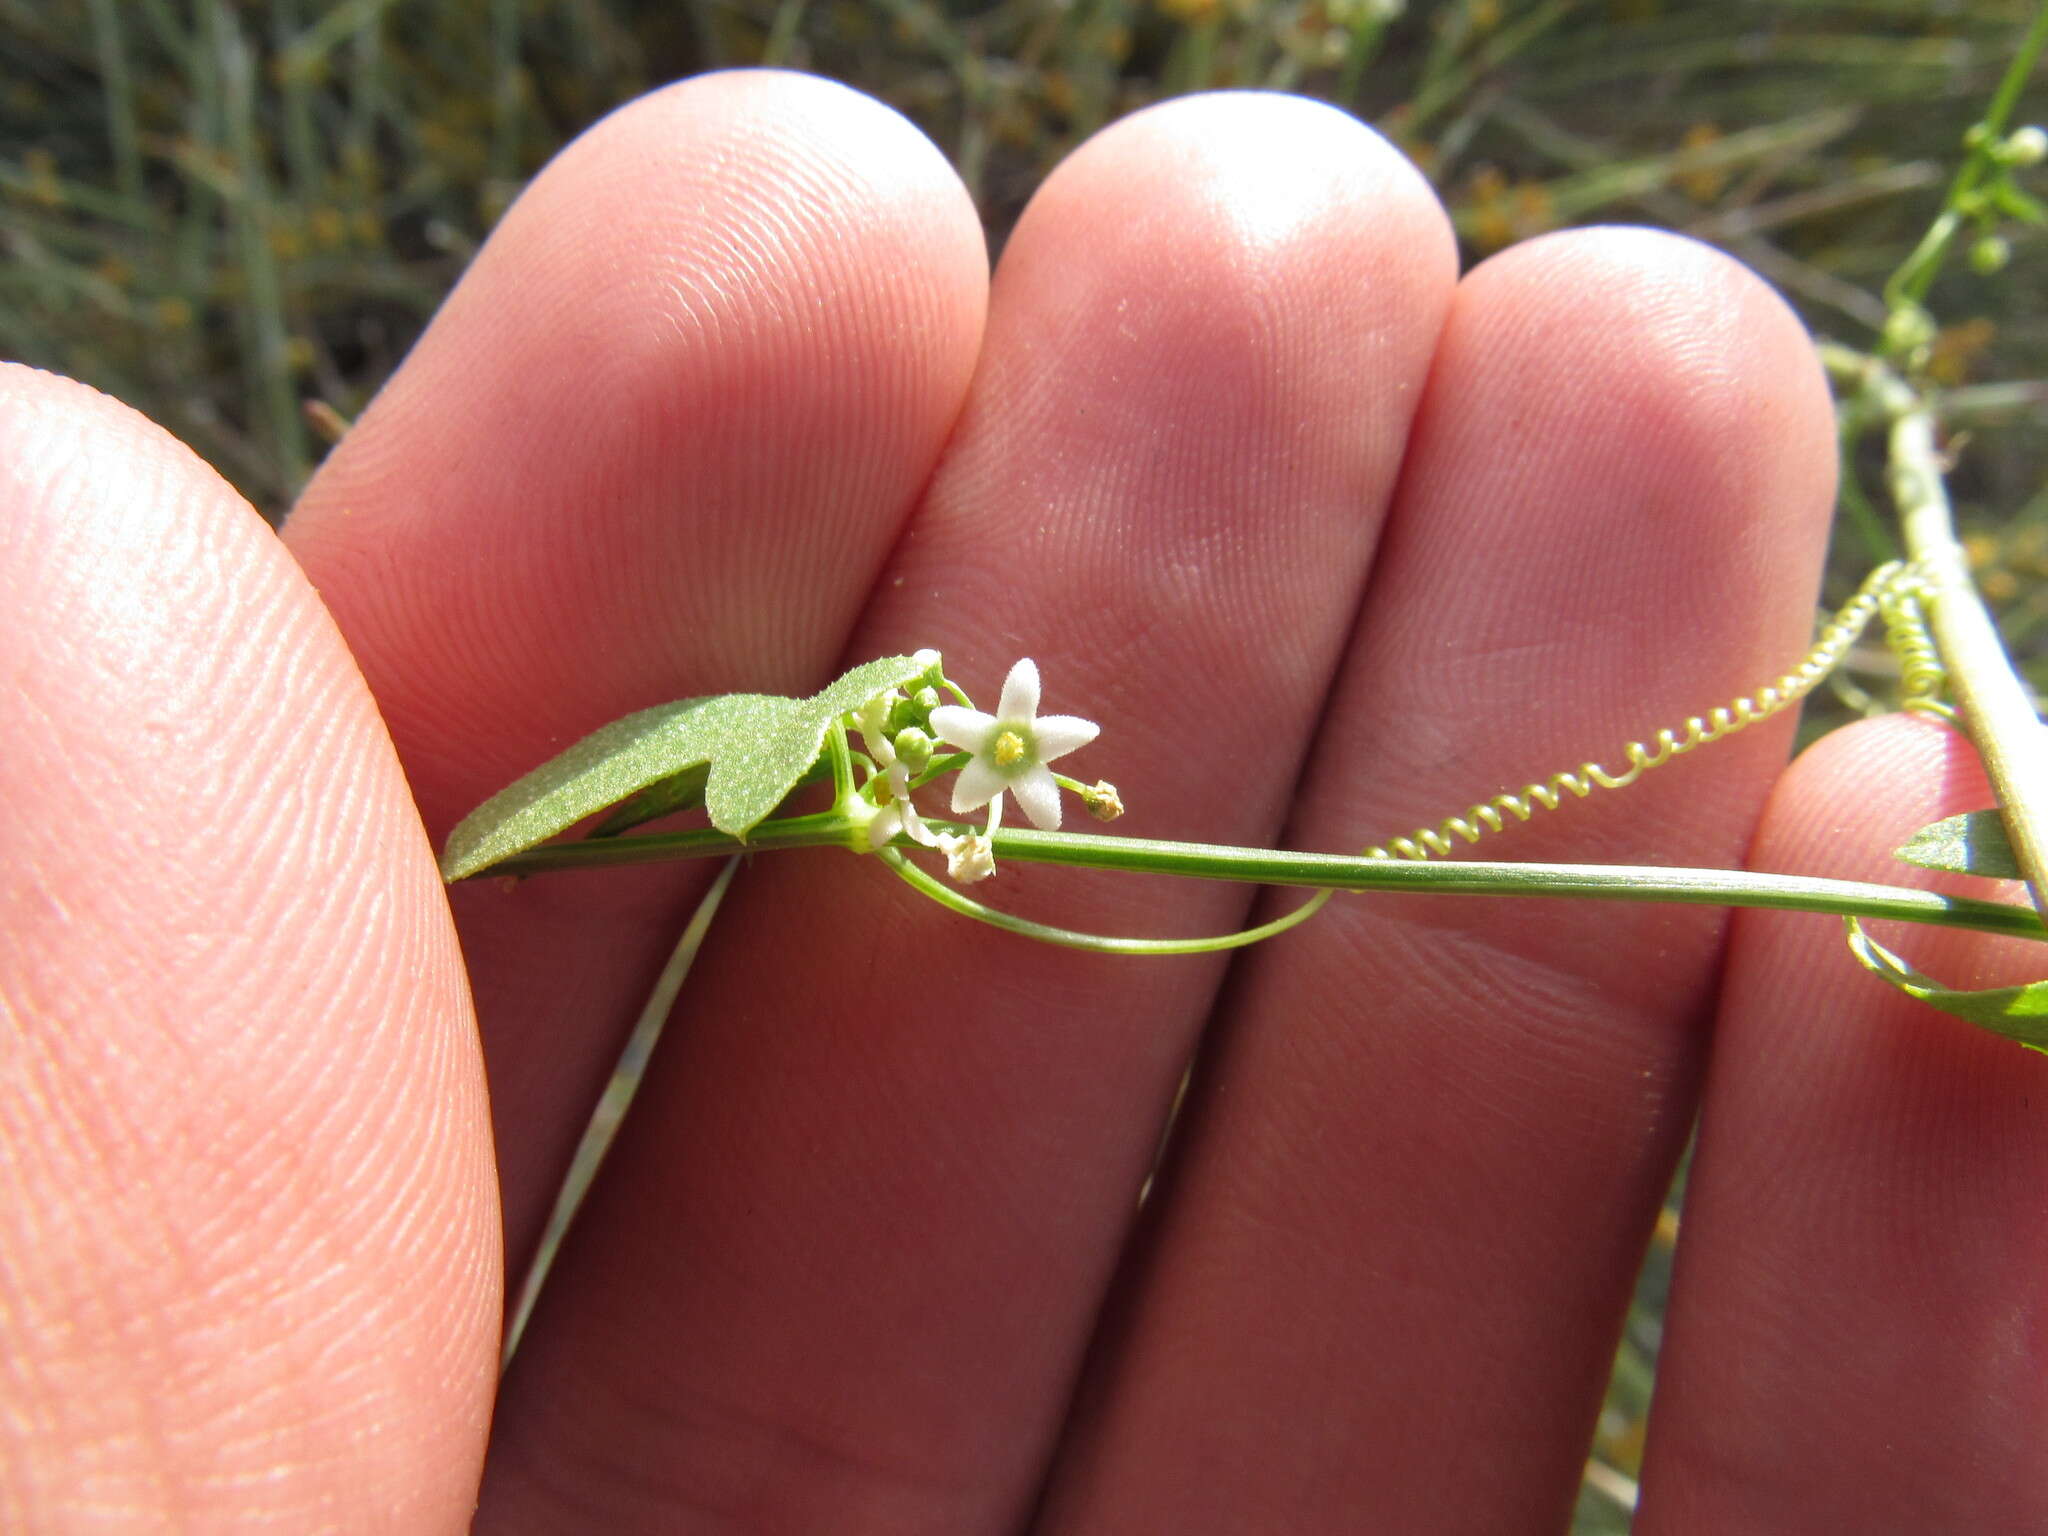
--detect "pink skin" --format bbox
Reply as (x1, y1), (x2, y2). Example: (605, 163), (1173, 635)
(4, 71), (2045, 1532)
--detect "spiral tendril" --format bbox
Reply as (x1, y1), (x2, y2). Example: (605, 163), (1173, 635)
(1363, 561), (1929, 862)
(1878, 571), (1954, 720)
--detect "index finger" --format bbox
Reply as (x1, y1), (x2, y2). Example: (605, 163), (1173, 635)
(283, 71), (990, 1275)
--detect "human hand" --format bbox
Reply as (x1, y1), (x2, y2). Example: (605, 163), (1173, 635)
(6, 71), (2044, 1532)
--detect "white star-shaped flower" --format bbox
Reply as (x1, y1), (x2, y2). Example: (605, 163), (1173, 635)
(929, 658), (1099, 831)
(858, 692), (936, 850)
(865, 758), (936, 850)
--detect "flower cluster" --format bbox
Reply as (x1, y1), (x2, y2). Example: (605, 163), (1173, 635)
(848, 655), (1114, 883)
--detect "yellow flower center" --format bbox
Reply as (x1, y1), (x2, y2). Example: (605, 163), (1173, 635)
(993, 729), (1027, 768)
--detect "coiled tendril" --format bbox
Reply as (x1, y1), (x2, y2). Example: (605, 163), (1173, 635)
(1877, 570), (1953, 719)
(1363, 561), (1934, 862)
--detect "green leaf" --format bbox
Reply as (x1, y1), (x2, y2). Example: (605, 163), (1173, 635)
(805, 653), (944, 725)
(702, 653), (936, 836)
(439, 653), (933, 881)
(1843, 918), (2048, 1054)
(588, 761), (713, 838)
(440, 694), (791, 880)
(1894, 810), (2022, 880)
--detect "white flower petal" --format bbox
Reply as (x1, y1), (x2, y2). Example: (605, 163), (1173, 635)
(889, 765), (939, 847)
(997, 657), (1040, 723)
(929, 704), (996, 752)
(1011, 766), (1062, 831)
(898, 803), (938, 847)
(951, 757), (1007, 814)
(858, 694), (896, 763)
(1031, 714), (1099, 762)
(866, 806), (902, 849)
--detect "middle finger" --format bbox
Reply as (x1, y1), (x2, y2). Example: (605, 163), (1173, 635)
(483, 93), (1456, 1531)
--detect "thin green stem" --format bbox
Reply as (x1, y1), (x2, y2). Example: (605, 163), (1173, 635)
(1884, 385), (2048, 916)
(85, 0), (142, 205)
(882, 852), (1335, 955)
(1407, 0), (1582, 135)
(826, 718), (855, 806)
(500, 854), (740, 1373)
(472, 818), (2044, 943)
(911, 752), (971, 790)
(987, 829), (2044, 940)
(217, 4), (307, 504)
(1980, 1), (2048, 135)
(1884, 0), (2048, 310)
(483, 0), (522, 221)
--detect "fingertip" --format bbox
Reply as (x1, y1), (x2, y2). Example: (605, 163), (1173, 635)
(282, 72), (998, 1282)
(0, 366), (498, 1525)
(1747, 709), (2035, 991)
(1008, 89), (1457, 352)
(288, 69), (991, 829)
(1645, 719), (2048, 1530)
(1452, 227), (1837, 565)
(900, 87), (1459, 717)
(1074, 89), (1452, 264)
(1754, 709), (1991, 872)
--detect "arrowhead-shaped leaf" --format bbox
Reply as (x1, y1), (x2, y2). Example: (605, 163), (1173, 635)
(1894, 810), (2023, 880)
(439, 653), (933, 881)
(589, 761), (714, 838)
(1843, 917), (2048, 1054)
(440, 694), (795, 880)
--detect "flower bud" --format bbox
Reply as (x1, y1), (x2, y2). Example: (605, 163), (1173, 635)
(1881, 302), (1936, 358)
(2005, 125), (2047, 167)
(892, 726), (933, 774)
(890, 685), (945, 735)
(1970, 234), (2012, 274)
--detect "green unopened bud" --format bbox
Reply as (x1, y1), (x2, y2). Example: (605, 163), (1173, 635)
(890, 684), (944, 735)
(2005, 125), (2047, 167)
(1881, 302), (1936, 359)
(1081, 779), (1124, 822)
(1970, 234), (2012, 274)
(892, 726), (933, 774)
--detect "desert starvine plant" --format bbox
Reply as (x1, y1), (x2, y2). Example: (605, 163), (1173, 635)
(445, 17), (2048, 1055)
(443, 591), (2044, 1043)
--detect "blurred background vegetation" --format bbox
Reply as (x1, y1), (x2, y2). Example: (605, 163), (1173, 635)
(1, 2), (2041, 1528)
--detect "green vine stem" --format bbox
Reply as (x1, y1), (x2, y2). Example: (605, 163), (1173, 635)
(451, 12), (2048, 961)
(1882, 0), (2048, 313)
(1813, 4), (2048, 914)
(468, 818), (2044, 944)
(879, 849), (1335, 955)
(1820, 339), (2048, 920)
(1887, 378), (2048, 917)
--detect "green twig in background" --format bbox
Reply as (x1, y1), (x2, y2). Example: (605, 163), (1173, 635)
(1884, 0), (2048, 313)
(500, 854), (742, 1373)
(1885, 369), (2048, 916)
(217, 2), (309, 492)
(83, 0), (141, 204)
